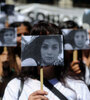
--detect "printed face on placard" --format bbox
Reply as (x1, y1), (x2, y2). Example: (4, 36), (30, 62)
(62, 29), (90, 50)
(0, 28), (17, 46)
(74, 31), (87, 48)
(41, 38), (60, 66)
(21, 35), (64, 67)
(4, 31), (14, 43)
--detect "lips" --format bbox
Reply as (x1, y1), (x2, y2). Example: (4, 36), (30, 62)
(77, 42), (83, 45)
(45, 57), (54, 60)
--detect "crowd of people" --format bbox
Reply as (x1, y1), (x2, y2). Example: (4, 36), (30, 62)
(0, 11), (90, 100)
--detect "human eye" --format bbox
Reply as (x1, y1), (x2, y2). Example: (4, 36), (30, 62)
(52, 45), (58, 50)
(81, 35), (84, 38)
(42, 45), (48, 49)
(10, 34), (13, 36)
(76, 35), (79, 38)
(5, 34), (8, 36)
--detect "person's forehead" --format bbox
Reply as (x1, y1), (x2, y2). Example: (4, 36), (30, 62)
(75, 31), (86, 35)
(43, 38), (59, 44)
(17, 24), (28, 33)
(4, 31), (13, 34)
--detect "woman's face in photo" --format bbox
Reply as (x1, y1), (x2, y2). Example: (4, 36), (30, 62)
(4, 31), (14, 44)
(74, 31), (87, 48)
(41, 38), (60, 66)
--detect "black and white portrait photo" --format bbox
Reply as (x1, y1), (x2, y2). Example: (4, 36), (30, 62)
(0, 28), (17, 46)
(21, 35), (64, 67)
(62, 29), (90, 50)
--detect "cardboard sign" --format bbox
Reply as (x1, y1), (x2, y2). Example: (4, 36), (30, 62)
(21, 35), (64, 67)
(0, 28), (17, 46)
(62, 29), (90, 50)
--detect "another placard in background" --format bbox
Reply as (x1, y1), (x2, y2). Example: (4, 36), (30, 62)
(63, 29), (90, 50)
(0, 28), (17, 46)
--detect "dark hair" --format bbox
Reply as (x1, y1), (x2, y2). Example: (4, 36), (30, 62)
(0, 47), (20, 77)
(82, 50), (90, 58)
(0, 47), (4, 54)
(9, 21), (32, 34)
(7, 47), (21, 74)
(60, 20), (80, 29)
(30, 20), (62, 35)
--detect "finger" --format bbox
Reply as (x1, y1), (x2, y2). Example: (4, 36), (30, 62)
(72, 64), (81, 72)
(33, 95), (48, 100)
(31, 90), (48, 96)
(0, 55), (8, 62)
(71, 65), (80, 70)
(71, 60), (79, 67)
(76, 70), (81, 74)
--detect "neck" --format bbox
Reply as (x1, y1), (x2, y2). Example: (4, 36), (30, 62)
(38, 66), (56, 80)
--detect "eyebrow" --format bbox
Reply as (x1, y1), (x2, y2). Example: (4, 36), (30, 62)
(42, 43), (59, 45)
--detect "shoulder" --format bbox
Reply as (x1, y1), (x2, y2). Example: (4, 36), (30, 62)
(66, 78), (90, 98)
(3, 78), (21, 100)
(5, 78), (20, 92)
(21, 58), (37, 66)
(66, 78), (87, 87)
(3, 78), (41, 100)
(6, 78), (40, 91)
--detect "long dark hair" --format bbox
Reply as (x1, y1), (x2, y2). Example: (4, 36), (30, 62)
(60, 20), (80, 29)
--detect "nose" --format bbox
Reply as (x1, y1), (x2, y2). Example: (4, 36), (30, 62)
(7, 36), (11, 38)
(47, 48), (52, 55)
(78, 37), (82, 41)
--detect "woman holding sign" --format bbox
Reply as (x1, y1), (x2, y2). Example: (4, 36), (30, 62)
(3, 21), (90, 100)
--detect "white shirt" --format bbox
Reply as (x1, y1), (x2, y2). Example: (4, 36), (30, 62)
(3, 78), (90, 100)
(85, 66), (90, 85)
